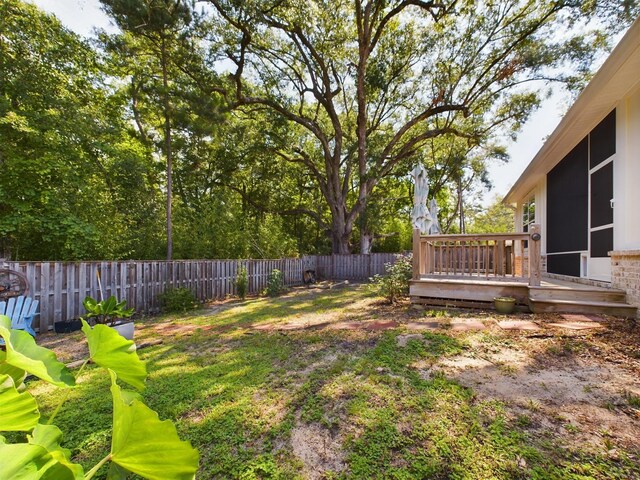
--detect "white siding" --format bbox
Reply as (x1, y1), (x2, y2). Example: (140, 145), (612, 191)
(615, 85), (640, 251)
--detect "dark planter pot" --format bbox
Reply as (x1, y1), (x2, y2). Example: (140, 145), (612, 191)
(54, 319), (83, 334)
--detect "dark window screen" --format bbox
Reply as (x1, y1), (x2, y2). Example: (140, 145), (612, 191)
(547, 138), (588, 254)
(590, 109), (616, 169)
(590, 161), (613, 228)
(590, 228), (613, 258)
(547, 253), (581, 277)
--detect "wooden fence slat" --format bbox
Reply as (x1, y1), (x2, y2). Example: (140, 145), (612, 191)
(40, 263), (50, 332)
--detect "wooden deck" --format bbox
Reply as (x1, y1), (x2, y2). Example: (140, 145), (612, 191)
(410, 276), (637, 316)
(410, 227), (637, 317)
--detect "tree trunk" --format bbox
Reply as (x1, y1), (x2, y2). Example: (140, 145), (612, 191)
(161, 36), (173, 260)
(330, 209), (351, 254)
(360, 232), (373, 254)
(457, 177), (465, 234)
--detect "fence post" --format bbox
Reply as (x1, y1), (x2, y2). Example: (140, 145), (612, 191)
(412, 228), (421, 280)
(529, 224), (541, 287)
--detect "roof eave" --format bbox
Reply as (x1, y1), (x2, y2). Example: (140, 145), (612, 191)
(503, 17), (640, 205)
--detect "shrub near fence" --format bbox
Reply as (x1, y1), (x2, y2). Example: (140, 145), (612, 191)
(3, 253), (401, 332)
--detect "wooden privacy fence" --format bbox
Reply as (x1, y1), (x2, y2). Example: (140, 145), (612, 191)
(313, 253), (402, 280)
(412, 225), (542, 285)
(3, 253), (403, 332)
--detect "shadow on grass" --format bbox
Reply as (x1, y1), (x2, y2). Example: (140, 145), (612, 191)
(149, 286), (372, 334)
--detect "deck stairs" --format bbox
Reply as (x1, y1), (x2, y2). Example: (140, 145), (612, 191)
(528, 284), (636, 317)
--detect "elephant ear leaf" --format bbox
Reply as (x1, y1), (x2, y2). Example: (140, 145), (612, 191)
(0, 349), (27, 388)
(106, 462), (131, 480)
(81, 320), (146, 391)
(0, 433), (83, 480)
(0, 316), (75, 387)
(28, 424), (84, 479)
(0, 374), (40, 432)
(109, 371), (199, 480)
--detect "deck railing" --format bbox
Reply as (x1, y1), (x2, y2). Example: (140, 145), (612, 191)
(412, 224), (541, 286)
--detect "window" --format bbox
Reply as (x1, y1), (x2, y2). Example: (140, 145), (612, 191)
(522, 195), (535, 233)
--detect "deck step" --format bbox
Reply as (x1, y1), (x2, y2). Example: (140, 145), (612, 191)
(529, 286), (627, 303)
(529, 298), (637, 317)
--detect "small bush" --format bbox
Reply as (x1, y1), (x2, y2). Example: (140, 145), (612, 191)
(369, 255), (413, 304)
(265, 268), (285, 297)
(236, 266), (248, 300)
(158, 287), (197, 312)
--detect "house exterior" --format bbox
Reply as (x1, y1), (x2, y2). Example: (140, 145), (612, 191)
(504, 17), (640, 310)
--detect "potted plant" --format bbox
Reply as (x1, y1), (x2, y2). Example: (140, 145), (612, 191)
(494, 296), (516, 314)
(82, 295), (135, 339)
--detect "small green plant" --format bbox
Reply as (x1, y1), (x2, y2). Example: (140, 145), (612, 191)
(516, 414), (532, 428)
(498, 364), (518, 376)
(158, 287), (197, 312)
(369, 255), (412, 304)
(236, 266), (249, 300)
(82, 295), (134, 327)
(623, 391), (640, 409)
(424, 309), (450, 318)
(564, 423), (580, 434)
(265, 269), (285, 297)
(526, 398), (541, 411)
(0, 314), (199, 478)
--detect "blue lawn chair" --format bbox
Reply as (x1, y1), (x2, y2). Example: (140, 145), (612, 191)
(0, 295), (39, 337)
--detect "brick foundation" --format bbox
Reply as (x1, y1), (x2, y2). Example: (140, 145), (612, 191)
(610, 250), (640, 313)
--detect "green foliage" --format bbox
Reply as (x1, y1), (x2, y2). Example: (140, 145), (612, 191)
(0, 316), (75, 387)
(158, 287), (197, 313)
(235, 266), (248, 300)
(82, 321), (147, 391)
(203, 0), (635, 252)
(0, 313), (199, 479)
(82, 296), (134, 327)
(369, 256), (413, 304)
(265, 269), (285, 297)
(2, 0), (638, 259)
(0, 0), (164, 261)
(108, 371), (200, 480)
(467, 195), (515, 234)
(0, 374), (40, 432)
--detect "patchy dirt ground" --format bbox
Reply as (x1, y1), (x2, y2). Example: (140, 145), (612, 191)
(36, 284), (640, 479)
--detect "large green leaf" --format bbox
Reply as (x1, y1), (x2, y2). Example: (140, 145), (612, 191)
(0, 374), (40, 431)
(0, 316), (75, 387)
(0, 438), (81, 480)
(81, 320), (146, 391)
(28, 424), (84, 480)
(0, 349), (27, 387)
(109, 371), (199, 480)
(106, 462), (130, 480)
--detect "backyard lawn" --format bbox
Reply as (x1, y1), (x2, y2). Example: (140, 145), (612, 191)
(33, 285), (640, 479)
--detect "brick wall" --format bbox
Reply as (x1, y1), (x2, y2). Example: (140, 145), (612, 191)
(611, 250), (640, 312)
(514, 254), (547, 277)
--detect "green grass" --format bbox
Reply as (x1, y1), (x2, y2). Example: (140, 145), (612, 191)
(25, 286), (640, 479)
